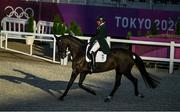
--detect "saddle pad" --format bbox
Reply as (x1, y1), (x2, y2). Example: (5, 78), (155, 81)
(85, 44), (107, 63)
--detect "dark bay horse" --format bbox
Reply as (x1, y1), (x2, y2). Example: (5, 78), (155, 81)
(55, 35), (160, 102)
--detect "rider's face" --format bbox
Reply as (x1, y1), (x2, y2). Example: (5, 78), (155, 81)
(96, 20), (101, 26)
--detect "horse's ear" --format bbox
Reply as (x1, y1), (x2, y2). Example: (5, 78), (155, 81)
(54, 35), (61, 41)
(54, 34), (59, 39)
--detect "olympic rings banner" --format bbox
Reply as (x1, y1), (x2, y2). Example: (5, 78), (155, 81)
(0, 0), (180, 37)
(4, 6), (34, 19)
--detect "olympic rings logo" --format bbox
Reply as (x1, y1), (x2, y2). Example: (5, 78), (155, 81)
(4, 6), (34, 19)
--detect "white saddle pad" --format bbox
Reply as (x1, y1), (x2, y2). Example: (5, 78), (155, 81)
(85, 44), (107, 63)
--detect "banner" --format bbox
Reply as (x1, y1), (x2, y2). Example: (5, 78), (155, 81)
(58, 4), (180, 37)
(0, 0), (180, 38)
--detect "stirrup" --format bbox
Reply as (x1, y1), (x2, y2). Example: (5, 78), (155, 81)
(90, 64), (95, 73)
(90, 68), (93, 73)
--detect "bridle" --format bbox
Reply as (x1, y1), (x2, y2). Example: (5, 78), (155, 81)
(57, 39), (68, 59)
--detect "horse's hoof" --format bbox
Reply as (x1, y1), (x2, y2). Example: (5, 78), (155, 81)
(104, 96), (112, 103)
(138, 94), (144, 98)
(58, 96), (64, 101)
(88, 89), (96, 95)
(92, 91), (96, 95)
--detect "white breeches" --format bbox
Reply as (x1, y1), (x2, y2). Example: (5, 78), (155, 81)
(89, 41), (100, 54)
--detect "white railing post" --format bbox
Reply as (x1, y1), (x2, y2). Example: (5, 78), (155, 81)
(5, 33), (8, 49)
(169, 41), (175, 74)
(30, 44), (33, 56)
(60, 48), (68, 65)
(60, 59), (64, 65)
(53, 38), (56, 62)
(2, 18), (7, 31)
(0, 33), (2, 48)
(107, 36), (111, 47)
(64, 48), (69, 65)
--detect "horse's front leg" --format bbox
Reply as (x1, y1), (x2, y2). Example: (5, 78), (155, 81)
(78, 73), (96, 95)
(59, 70), (79, 101)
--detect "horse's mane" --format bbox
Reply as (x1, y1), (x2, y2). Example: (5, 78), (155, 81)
(62, 35), (87, 45)
(61, 35), (87, 52)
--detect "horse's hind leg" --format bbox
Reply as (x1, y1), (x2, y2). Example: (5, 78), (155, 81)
(79, 73), (96, 95)
(59, 70), (79, 101)
(104, 69), (122, 102)
(124, 72), (144, 98)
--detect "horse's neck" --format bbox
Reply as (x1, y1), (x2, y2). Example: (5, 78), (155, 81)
(68, 40), (85, 60)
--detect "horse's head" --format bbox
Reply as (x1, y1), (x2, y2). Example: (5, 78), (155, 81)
(55, 35), (87, 60)
(54, 35), (69, 59)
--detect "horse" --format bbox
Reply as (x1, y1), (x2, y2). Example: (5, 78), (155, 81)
(54, 35), (160, 102)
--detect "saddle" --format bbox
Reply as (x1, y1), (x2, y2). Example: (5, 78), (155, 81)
(85, 37), (110, 63)
(85, 43), (108, 63)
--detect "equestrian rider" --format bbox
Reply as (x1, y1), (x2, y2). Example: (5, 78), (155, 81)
(89, 16), (110, 72)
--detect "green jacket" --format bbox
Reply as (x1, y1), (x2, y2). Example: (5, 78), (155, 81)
(90, 24), (110, 54)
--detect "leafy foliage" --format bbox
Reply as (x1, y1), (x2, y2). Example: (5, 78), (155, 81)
(149, 22), (158, 35)
(127, 31), (132, 39)
(27, 16), (35, 33)
(52, 15), (67, 35)
(69, 20), (83, 36)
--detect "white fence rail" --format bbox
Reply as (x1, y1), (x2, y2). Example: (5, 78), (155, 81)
(72, 36), (180, 74)
(109, 38), (180, 74)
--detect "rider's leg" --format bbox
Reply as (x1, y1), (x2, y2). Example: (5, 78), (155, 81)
(89, 41), (100, 53)
(89, 41), (100, 72)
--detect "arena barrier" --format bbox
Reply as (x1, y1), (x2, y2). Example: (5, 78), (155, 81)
(0, 31), (58, 63)
(36, 20), (69, 65)
(0, 17), (68, 65)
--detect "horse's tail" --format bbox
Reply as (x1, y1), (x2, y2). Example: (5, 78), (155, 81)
(133, 53), (160, 88)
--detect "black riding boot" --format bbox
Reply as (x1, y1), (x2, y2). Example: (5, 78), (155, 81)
(90, 52), (96, 73)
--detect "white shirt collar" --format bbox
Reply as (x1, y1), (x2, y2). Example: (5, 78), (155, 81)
(97, 22), (105, 29)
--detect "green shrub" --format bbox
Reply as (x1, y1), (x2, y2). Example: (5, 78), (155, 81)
(52, 15), (66, 35)
(69, 20), (83, 36)
(145, 31), (150, 36)
(150, 22), (158, 35)
(60, 23), (67, 35)
(175, 20), (180, 35)
(127, 31), (132, 39)
(27, 16), (35, 33)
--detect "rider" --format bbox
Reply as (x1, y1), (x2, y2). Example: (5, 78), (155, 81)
(88, 16), (110, 72)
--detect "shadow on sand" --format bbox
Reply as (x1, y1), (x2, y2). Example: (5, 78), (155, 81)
(0, 69), (78, 97)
